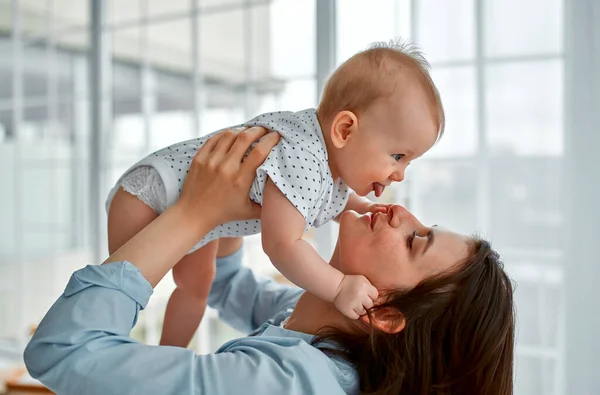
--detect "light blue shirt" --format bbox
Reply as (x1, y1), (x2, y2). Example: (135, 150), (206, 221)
(23, 249), (359, 395)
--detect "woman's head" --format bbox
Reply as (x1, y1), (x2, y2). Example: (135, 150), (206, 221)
(334, 205), (469, 291)
(319, 205), (515, 395)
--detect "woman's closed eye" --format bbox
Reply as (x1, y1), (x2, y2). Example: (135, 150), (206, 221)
(392, 154), (405, 162)
(407, 230), (416, 249)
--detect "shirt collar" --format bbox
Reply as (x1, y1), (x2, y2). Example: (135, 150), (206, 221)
(304, 108), (328, 161)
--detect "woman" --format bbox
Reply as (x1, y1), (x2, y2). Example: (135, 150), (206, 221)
(24, 127), (515, 395)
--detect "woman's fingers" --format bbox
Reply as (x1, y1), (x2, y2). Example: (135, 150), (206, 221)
(227, 126), (270, 161)
(179, 126), (277, 225)
(209, 129), (243, 163)
(193, 131), (225, 164)
(241, 131), (280, 182)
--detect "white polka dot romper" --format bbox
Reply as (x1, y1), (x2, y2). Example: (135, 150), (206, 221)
(105, 108), (351, 254)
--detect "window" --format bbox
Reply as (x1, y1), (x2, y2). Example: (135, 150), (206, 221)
(103, 0), (318, 353)
(337, 0), (564, 393)
(0, 3), (585, 394)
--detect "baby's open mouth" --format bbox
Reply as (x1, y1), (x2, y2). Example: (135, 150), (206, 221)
(373, 183), (385, 198)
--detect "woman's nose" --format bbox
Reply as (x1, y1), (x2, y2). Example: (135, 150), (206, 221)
(389, 205), (424, 229)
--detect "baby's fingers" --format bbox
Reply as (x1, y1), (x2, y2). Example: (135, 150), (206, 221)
(347, 307), (361, 320)
(368, 283), (379, 302)
(363, 295), (375, 310)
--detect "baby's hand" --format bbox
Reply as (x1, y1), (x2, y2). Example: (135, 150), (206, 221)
(366, 203), (393, 214)
(333, 275), (379, 319)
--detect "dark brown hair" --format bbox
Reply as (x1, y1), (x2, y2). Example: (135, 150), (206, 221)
(317, 39), (445, 141)
(313, 237), (514, 395)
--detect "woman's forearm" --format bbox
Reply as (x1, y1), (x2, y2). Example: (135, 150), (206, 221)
(104, 202), (217, 288)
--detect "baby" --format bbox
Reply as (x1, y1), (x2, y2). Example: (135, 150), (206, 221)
(106, 40), (445, 348)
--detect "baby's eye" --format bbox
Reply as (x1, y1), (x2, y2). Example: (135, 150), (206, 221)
(392, 154), (405, 162)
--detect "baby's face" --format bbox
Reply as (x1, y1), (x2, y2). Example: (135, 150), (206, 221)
(337, 86), (440, 197)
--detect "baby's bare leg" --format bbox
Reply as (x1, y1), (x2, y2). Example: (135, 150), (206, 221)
(160, 238), (241, 348)
(161, 241), (218, 348)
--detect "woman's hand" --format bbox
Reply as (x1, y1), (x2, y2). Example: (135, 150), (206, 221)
(104, 126), (279, 287)
(176, 126), (280, 231)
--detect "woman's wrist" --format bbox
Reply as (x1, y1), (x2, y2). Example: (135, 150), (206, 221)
(170, 201), (222, 239)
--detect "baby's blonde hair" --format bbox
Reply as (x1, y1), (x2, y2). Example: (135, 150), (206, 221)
(317, 39), (445, 140)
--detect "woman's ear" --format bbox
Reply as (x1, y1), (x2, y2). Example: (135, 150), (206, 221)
(360, 307), (405, 334)
(330, 111), (358, 149)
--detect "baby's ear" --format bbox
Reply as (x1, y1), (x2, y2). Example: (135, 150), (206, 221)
(330, 111), (358, 149)
(359, 307), (405, 334)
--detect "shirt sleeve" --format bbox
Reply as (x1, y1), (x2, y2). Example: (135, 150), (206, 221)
(23, 259), (306, 395)
(252, 139), (325, 229)
(208, 249), (303, 333)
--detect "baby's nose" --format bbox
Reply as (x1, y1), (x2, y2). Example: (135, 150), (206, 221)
(390, 171), (404, 182)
